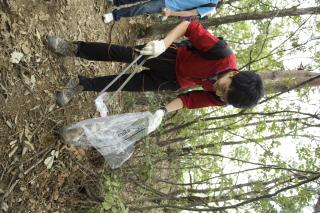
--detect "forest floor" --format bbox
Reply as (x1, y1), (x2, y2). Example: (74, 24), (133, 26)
(0, 0), (166, 212)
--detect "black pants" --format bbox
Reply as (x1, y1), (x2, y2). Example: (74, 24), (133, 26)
(76, 42), (180, 92)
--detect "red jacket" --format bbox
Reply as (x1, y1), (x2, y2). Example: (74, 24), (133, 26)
(176, 21), (238, 109)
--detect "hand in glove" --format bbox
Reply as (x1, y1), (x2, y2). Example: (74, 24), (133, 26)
(140, 40), (166, 58)
(162, 8), (172, 17)
(148, 107), (168, 132)
(95, 93), (109, 117)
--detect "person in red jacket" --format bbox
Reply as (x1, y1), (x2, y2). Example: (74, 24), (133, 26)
(48, 21), (264, 118)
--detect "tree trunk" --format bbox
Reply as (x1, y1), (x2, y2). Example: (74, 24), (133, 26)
(142, 6), (320, 38)
(259, 70), (320, 94)
(314, 195), (320, 213)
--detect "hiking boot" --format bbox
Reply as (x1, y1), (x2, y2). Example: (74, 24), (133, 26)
(105, 0), (114, 8)
(47, 36), (78, 56)
(56, 78), (84, 107)
(59, 126), (85, 145)
(102, 13), (114, 23)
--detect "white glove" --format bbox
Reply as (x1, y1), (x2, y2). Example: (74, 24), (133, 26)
(162, 8), (169, 21)
(140, 40), (166, 58)
(148, 108), (166, 132)
(95, 93), (109, 117)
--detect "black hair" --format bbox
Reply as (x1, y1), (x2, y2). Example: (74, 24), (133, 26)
(227, 71), (264, 108)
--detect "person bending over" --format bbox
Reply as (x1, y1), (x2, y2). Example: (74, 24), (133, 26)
(47, 20), (264, 121)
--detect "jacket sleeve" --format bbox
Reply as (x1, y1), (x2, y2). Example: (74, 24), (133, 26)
(185, 20), (219, 51)
(178, 90), (225, 109)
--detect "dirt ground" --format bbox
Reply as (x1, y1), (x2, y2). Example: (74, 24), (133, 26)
(0, 0), (156, 212)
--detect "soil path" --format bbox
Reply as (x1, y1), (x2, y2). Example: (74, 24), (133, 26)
(0, 0), (147, 211)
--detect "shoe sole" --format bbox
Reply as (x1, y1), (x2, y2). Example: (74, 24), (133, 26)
(56, 91), (69, 107)
(47, 36), (59, 52)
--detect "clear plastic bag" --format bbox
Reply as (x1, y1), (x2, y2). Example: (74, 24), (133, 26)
(61, 111), (161, 169)
(61, 55), (160, 168)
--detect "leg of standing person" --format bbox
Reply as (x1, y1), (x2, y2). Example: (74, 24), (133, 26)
(113, 0), (146, 6)
(78, 44), (180, 92)
(48, 38), (180, 105)
(103, 0), (165, 23)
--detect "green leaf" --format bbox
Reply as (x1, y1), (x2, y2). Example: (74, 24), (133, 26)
(102, 201), (112, 210)
(104, 195), (114, 205)
(111, 206), (119, 213)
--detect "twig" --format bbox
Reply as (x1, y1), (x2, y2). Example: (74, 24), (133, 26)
(23, 148), (52, 175)
(25, 143), (55, 163)
(0, 177), (19, 211)
(3, 179), (19, 199)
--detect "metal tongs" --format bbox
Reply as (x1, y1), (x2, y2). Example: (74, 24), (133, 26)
(95, 55), (148, 116)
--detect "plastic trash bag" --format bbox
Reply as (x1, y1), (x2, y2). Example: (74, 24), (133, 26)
(61, 111), (162, 169)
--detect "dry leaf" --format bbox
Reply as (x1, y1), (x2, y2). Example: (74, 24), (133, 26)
(30, 75), (36, 90)
(22, 146), (28, 156)
(22, 43), (30, 55)
(14, 114), (18, 124)
(9, 146), (18, 158)
(44, 156), (54, 169)
(21, 73), (30, 85)
(5, 120), (13, 129)
(10, 51), (23, 64)
(19, 131), (23, 142)
(9, 140), (17, 146)
(30, 105), (41, 111)
(53, 189), (59, 201)
(35, 29), (41, 40)
(24, 125), (32, 141)
(54, 151), (59, 158)
(24, 140), (35, 151)
(48, 104), (55, 112)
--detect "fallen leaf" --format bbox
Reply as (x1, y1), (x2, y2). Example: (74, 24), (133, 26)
(5, 120), (13, 129)
(22, 146), (28, 156)
(14, 113), (18, 124)
(30, 75), (36, 89)
(48, 104), (55, 112)
(30, 105), (41, 111)
(10, 51), (24, 64)
(21, 43), (31, 55)
(24, 125), (32, 141)
(9, 146), (18, 158)
(35, 29), (41, 40)
(53, 189), (59, 201)
(54, 151), (59, 158)
(19, 131), (23, 142)
(21, 73), (30, 86)
(44, 156), (54, 169)
(24, 140), (35, 151)
(9, 140), (17, 147)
